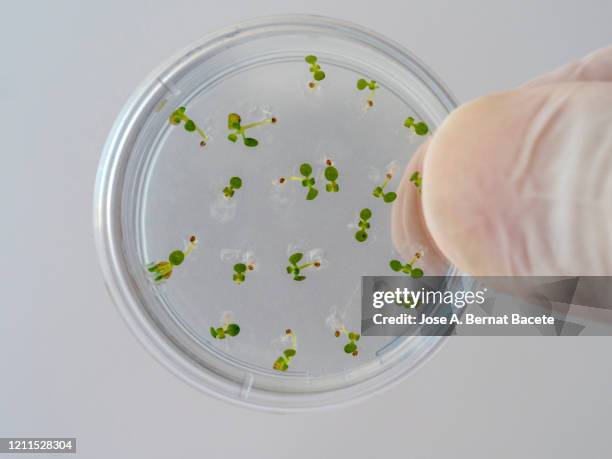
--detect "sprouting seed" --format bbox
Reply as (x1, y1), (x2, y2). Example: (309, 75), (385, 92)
(305, 55), (326, 88)
(227, 112), (276, 147)
(324, 159), (339, 193)
(372, 171), (397, 203)
(279, 163), (318, 200)
(147, 235), (197, 283)
(273, 329), (297, 371)
(409, 171), (422, 192)
(334, 327), (360, 356)
(389, 251), (425, 278)
(286, 252), (321, 281)
(223, 176), (243, 198)
(232, 261), (255, 284)
(354, 208), (372, 242)
(169, 107), (208, 146)
(396, 296), (420, 309)
(210, 322), (241, 340)
(404, 117), (430, 136)
(356, 78), (380, 107)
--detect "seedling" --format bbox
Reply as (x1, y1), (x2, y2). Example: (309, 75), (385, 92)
(357, 78), (380, 107)
(232, 261), (255, 284)
(372, 171), (397, 203)
(354, 208), (372, 242)
(389, 251), (424, 278)
(210, 322), (240, 340)
(409, 171), (422, 192)
(305, 55), (326, 88)
(147, 235), (197, 282)
(227, 112), (276, 147)
(404, 117), (429, 136)
(273, 329), (297, 371)
(286, 252), (320, 281)
(334, 327), (360, 356)
(223, 176), (243, 198)
(324, 159), (339, 192)
(169, 107), (208, 147)
(396, 297), (421, 309)
(279, 163), (318, 200)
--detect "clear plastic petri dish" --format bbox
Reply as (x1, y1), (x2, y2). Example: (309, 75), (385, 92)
(94, 15), (457, 412)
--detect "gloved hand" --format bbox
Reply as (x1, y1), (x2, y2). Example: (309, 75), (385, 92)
(392, 46), (612, 276)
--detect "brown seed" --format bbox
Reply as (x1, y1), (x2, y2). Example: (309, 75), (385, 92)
(352, 350), (359, 356)
(271, 117), (277, 124)
(285, 329), (292, 335)
(247, 264), (254, 271)
(279, 177), (286, 184)
(415, 252), (422, 259)
(386, 173), (392, 180)
(334, 331), (340, 337)
(308, 82), (315, 88)
(189, 235), (196, 243)
(314, 261), (321, 268)
(367, 100), (374, 107)
(326, 159), (332, 166)
(200, 140), (206, 147)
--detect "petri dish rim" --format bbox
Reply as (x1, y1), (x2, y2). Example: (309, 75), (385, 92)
(93, 14), (458, 412)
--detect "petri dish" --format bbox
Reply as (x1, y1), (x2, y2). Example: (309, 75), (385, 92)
(94, 15), (457, 412)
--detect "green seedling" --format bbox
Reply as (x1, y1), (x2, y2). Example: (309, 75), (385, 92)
(286, 252), (320, 281)
(169, 107), (208, 147)
(357, 78), (380, 107)
(354, 208), (372, 242)
(223, 176), (243, 198)
(404, 117), (430, 136)
(324, 159), (339, 192)
(372, 171), (397, 203)
(396, 297), (421, 309)
(305, 55), (326, 88)
(389, 251), (424, 278)
(232, 261), (255, 284)
(273, 329), (297, 371)
(409, 171), (422, 192)
(147, 235), (197, 282)
(227, 112), (277, 147)
(334, 327), (360, 356)
(279, 163), (319, 200)
(210, 322), (240, 340)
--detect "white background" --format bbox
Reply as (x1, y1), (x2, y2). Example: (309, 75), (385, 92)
(2, 1), (612, 457)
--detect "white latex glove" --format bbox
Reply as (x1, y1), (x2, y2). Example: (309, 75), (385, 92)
(392, 46), (612, 276)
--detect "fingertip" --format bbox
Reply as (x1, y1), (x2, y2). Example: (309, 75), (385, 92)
(421, 88), (558, 275)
